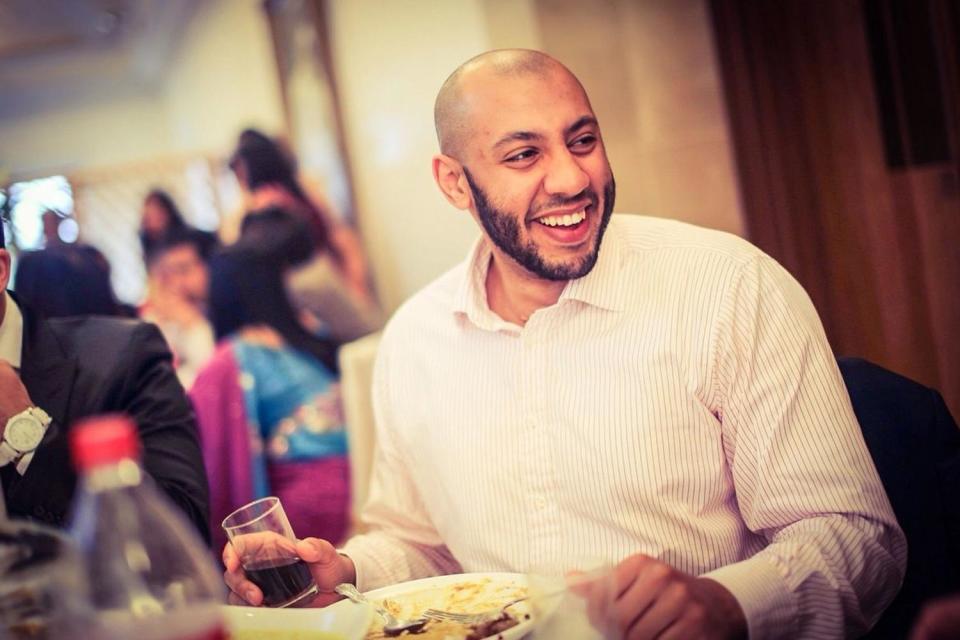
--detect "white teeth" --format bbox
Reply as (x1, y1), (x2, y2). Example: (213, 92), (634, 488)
(537, 209), (585, 227)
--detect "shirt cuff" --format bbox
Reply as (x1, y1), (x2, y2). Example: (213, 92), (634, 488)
(15, 451), (35, 475)
(702, 554), (798, 640)
(339, 539), (381, 592)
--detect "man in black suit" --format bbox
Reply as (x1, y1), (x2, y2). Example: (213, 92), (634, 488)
(0, 230), (211, 543)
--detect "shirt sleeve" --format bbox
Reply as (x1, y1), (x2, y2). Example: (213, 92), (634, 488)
(340, 329), (461, 590)
(703, 255), (907, 639)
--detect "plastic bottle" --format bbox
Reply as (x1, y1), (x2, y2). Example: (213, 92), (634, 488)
(67, 414), (226, 640)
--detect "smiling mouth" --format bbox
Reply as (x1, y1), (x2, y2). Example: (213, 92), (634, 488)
(535, 208), (587, 228)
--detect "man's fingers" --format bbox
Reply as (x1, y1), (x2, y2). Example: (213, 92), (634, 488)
(296, 537), (337, 563)
(623, 581), (687, 640)
(566, 570), (590, 597)
(612, 554), (654, 598)
(296, 537), (344, 591)
(222, 540), (266, 607)
(613, 561), (670, 632)
(222, 543), (240, 572)
(223, 569), (263, 606)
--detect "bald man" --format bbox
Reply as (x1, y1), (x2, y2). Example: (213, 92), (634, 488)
(224, 50), (905, 639)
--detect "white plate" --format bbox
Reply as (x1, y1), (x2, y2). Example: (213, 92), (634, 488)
(223, 601), (373, 640)
(326, 572), (535, 639)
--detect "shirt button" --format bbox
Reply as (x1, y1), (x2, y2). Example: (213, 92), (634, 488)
(535, 497), (547, 510)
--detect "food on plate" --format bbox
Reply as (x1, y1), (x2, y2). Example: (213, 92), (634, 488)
(464, 612), (523, 640)
(364, 577), (528, 640)
(230, 632), (344, 640)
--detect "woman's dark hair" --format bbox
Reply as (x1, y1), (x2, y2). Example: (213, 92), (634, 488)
(143, 226), (220, 270)
(14, 245), (123, 318)
(228, 129), (338, 263)
(238, 206), (315, 268)
(208, 207), (340, 373)
(140, 189), (188, 256)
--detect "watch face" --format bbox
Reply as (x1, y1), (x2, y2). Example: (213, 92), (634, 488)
(6, 416), (45, 451)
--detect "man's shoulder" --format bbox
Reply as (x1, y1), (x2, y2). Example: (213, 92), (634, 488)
(371, 259), (472, 366)
(386, 260), (468, 330)
(612, 214), (763, 266)
(45, 316), (165, 359)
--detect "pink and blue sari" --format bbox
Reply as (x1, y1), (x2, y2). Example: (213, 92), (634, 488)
(191, 339), (350, 554)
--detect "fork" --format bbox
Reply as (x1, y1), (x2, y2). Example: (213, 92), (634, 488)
(422, 595), (532, 625)
(335, 583), (429, 636)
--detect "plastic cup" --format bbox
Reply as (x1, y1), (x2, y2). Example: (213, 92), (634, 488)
(528, 561), (619, 639)
(222, 497), (318, 608)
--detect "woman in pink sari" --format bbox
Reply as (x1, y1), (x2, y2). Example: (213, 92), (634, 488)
(191, 208), (350, 554)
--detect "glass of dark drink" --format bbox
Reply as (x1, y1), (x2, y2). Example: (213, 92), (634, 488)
(222, 496), (319, 608)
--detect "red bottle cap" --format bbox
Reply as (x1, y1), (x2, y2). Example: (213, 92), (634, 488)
(70, 414), (141, 472)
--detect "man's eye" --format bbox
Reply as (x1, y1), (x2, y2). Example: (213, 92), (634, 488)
(570, 135), (597, 151)
(505, 149), (538, 163)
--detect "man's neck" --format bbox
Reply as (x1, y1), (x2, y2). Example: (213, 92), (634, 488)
(485, 254), (566, 327)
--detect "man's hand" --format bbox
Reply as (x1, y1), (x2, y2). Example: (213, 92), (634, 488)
(582, 554), (747, 640)
(0, 360), (32, 434)
(223, 535), (356, 607)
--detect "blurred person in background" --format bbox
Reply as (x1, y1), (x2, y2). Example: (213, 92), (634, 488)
(140, 227), (216, 389)
(140, 188), (218, 260)
(191, 206), (350, 555)
(140, 189), (188, 257)
(226, 128), (382, 341)
(14, 244), (128, 318)
(0, 221), (209, 539)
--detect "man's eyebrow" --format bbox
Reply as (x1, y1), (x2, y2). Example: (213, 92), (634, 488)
(565, 115), (598, 137)
(492, 130), (543, 150)
(490, 115), (598, 151)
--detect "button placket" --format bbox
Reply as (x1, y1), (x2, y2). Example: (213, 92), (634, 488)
(520, 321), (561, 566)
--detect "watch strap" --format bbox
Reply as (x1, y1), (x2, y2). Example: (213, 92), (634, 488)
(26, 407), (53, 428)
(0, 441), (19, 467)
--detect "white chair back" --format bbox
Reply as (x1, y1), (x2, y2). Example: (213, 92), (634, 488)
(338, 331), (382, 534)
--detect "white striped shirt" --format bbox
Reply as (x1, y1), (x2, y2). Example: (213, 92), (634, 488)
(342, 215), (906, 639)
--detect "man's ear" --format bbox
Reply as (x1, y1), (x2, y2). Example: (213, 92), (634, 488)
(0, 250), (10, 292)
(432, 154), (472, 210)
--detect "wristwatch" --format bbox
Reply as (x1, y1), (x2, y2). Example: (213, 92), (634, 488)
(0, 407), (53, 467)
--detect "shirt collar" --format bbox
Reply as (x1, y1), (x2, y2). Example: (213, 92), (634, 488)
(0, 291), (24, 369)
(560, 221), (628, 312)
(451, 237), (506, 332)
(451, 218), (628, 329)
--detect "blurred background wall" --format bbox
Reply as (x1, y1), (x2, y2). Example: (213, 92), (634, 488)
(1, 0), (285, 173)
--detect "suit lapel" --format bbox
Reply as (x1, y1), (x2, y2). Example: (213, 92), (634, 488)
(19, 305), (76, 433)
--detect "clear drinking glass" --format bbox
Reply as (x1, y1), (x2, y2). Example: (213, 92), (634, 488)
(528, 561), (620, 639)
(221, 496), (318, 608)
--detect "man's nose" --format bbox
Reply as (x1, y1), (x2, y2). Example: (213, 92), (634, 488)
(542, 149), (590, 197)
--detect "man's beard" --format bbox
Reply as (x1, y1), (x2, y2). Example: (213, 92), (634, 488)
(463, 168), (616, 281)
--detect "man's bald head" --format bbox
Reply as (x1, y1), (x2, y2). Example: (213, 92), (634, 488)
(434, 49), (586, 159)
